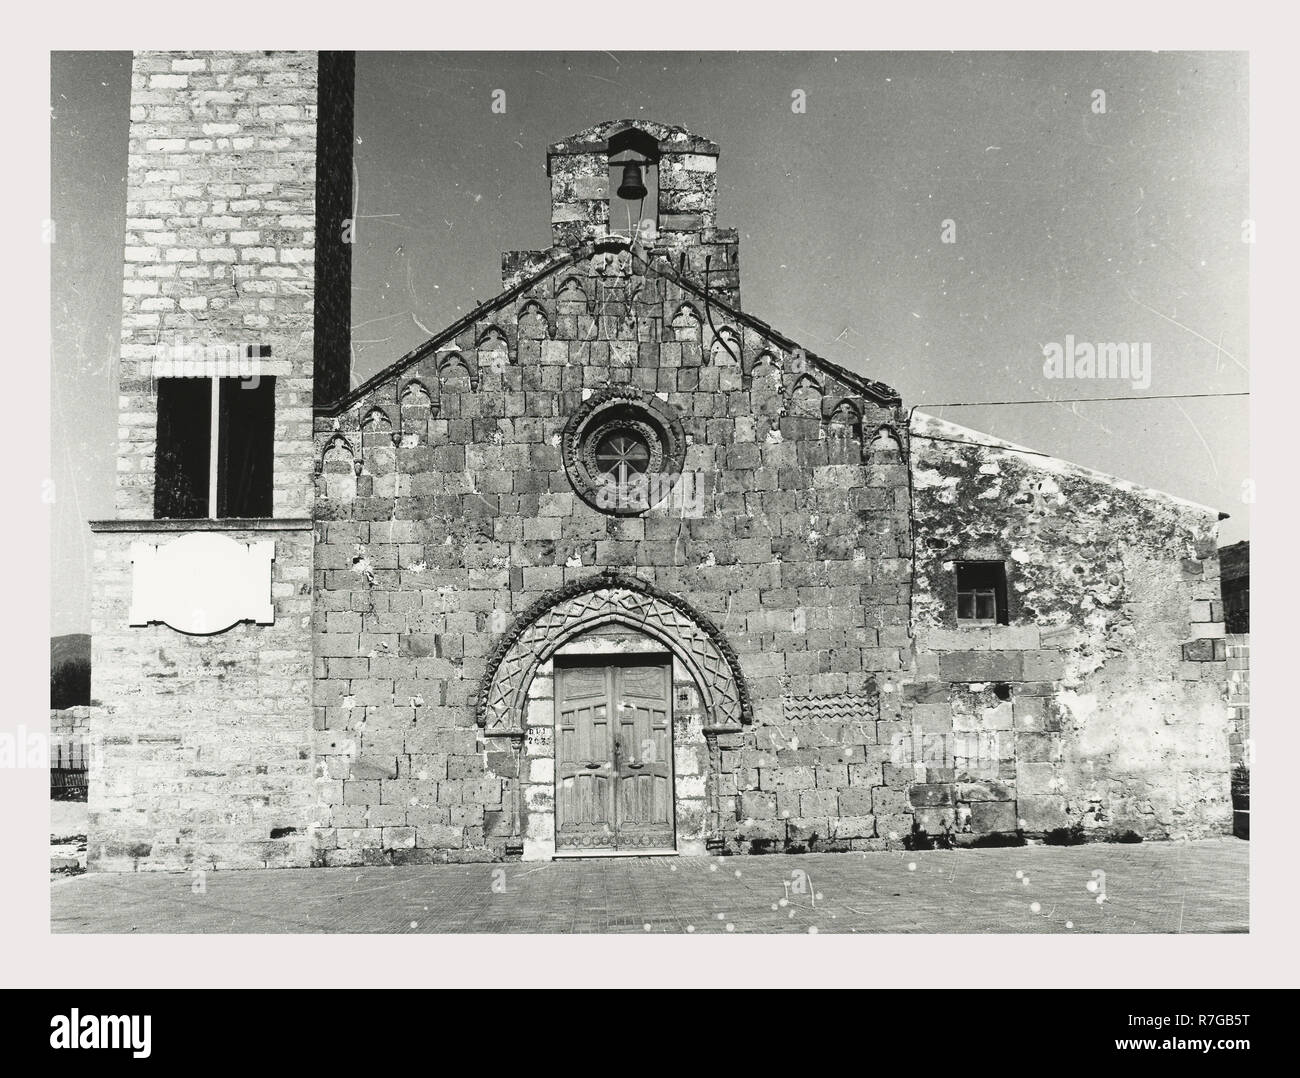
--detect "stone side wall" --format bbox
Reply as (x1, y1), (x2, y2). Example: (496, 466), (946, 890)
(311, 250), (912, 864)
(1225, 634), (1250, 770)
(907, 413), (1232, 840)
(89, 50), (332, 871)
(90, 528), (316, 870)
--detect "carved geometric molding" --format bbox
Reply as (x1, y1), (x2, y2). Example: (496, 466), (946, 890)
(476, 571), (751, 732)
(129, 532), (275, 634)
(561, 385), (687, 517)
(783, 693), (878, 723)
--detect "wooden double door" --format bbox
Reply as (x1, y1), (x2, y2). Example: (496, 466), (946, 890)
(554, 656), (675, 852)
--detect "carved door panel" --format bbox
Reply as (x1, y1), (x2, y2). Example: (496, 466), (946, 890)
(613, 662), (675, 850)
(554, 657), (675, 852)
(555, 664), (616, 851)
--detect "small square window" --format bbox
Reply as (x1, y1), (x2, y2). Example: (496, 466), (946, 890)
(955, 561), (1008, 625)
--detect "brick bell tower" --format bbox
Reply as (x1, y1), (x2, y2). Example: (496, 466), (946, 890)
(88, 51), (354, 871)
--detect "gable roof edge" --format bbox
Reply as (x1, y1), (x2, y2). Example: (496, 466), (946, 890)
(663, 260), (900, 406)
(316, 248), (580, 416)
(318, 240), (902, 416)
(910, 410), (1230, 521)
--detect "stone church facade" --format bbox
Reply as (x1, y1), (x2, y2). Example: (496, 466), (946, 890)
(86, 51), (1234, 871)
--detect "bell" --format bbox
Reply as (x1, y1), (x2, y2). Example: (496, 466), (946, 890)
(616, 161), (648, 201)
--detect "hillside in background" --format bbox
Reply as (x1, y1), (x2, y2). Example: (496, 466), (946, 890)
(51, 634), (91, 709)
(51, 634), (90, 669)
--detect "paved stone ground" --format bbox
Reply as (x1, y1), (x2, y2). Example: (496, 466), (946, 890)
(50, 838), (1247, 934)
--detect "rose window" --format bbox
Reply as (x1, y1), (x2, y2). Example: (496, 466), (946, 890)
(562, 387), (687, 516)
(594, 429), (651, 487)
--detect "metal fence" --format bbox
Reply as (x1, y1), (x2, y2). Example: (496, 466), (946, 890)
(50, 739), (88, 802)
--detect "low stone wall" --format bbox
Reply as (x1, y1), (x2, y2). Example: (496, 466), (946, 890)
(50, 706), (95, 754)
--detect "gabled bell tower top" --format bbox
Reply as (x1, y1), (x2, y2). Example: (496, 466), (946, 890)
(545, 119), (721, 250)
(546, 119), (719, 160)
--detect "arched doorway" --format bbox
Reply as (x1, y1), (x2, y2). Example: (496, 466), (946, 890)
(475, 573), (751, 859)
(551, 647), (675, 853)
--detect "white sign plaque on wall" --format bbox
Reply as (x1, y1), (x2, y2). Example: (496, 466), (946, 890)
(128, 533), (275, 634)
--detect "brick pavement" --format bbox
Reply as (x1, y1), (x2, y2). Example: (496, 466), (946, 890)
(50, 837), (1247, 934)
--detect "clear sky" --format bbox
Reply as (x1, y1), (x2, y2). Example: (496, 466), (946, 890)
(51, 51), (1249, 635)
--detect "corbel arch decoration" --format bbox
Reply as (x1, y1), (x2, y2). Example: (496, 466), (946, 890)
(556, 275), (590, 309)
(788, 372), (824, 415)
(748, 349), (781, 377)
(516, 299), (554, 340)
(707, 325), (742, 368)
(825, 397), (864, 433)
(475, 572), (752, 734)
(476, 323), (510, 348)
(868, 423), (906, 463)
(436, 351), (477, 385)
(360, 406), (392, 432)
(670, 302), (703, 341)
(316, 432), (357, 476)
(316, 433), (359, 502)
(400, 378), (434, 406)
(475, 323), (511, 362)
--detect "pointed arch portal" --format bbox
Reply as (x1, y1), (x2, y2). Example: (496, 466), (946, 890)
(476, 573), (751, 734)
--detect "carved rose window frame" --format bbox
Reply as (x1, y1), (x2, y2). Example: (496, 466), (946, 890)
(562, 385), (687, 516)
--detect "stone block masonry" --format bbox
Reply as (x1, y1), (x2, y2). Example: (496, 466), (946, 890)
(117, 51), (327, 520)
(88, 51), (351, 871)
(305, 119), (1233, 863)
(88, 100), (1235, 872)
(89, 527), (315, 870)
(310, 122), (910, 862)
(1224, 634), (1249, 770)
(50, 707), (95, 753)
(310, 241), (910, 861)
(50, 707), (98, 803)
(908, 412), (1233, 841)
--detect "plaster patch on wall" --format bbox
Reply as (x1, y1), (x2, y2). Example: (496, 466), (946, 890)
(128, 533), (275, 634)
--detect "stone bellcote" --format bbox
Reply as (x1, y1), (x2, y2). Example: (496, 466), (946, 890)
(505, 120), (741, 307)
(547, 119), (721, 246)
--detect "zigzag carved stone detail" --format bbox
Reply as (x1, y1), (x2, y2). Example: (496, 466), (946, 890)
(782, 693), (879, 723)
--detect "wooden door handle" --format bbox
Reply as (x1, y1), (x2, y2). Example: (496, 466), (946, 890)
(584, 762), (602, 769)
